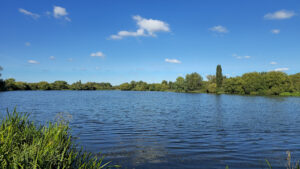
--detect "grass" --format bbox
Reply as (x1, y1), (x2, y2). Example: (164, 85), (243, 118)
(280, 92), (300, 97)
(0, 109), (120, 169)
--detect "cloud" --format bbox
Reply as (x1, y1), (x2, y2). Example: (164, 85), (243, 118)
(25, 42), (31, 46)
(91, 52), (105, 58)
(49, 56), (55, 60)
(53, 6), (71, 21)
(264, 10), (295, 20)
(110, 15), (170, 39)
(270, 61), (277, 65)
(233, 54), (251, 59)
(209, 25), (228, 33)
(19, 8), (40, 19)
(271, 29), (280, 34)
(165, 58), (181, 64)
(68, 58), (73, 62)
(28, 60), (39, 64)
(274, 67), (289, 71)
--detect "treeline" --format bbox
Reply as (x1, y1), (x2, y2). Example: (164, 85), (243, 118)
(0, 65), (299, 96)
(1, 79), (113, 91)
(117, 65), (300, 96)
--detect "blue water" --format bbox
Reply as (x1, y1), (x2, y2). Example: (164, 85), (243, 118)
(1, 90), (300, 169)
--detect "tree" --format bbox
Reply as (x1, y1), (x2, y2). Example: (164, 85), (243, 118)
(207, 83), (217, 93)
(290, 73), (300, 92)
(206, 75), (216, 83)
(174, 76), (186, 92)
(15, 82), (30, 90)
(185, 72), (203, 91)
(216, 65), (223, 88)
(5, 78), (17, 91)
(119, 82), (132, 90)
(264, 71), (292, 95)
(51, 81), (69, 90)
(241, 72), (266, 95)
(37, 81), (51, 90)
(70, 80), (84, 90)
(223, 77), (245, 94)
(0, 66), (5, 91)
(133, 81), (148, 91)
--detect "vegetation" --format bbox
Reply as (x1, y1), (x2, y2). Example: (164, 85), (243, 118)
(0, 66), (5, 91)
(216, 65), (223, 89)
(0, 109), (120, 169)
(0, 65), (299, 96)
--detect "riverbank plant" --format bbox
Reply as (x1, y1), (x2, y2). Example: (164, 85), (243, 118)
(0, 109), (120, 169)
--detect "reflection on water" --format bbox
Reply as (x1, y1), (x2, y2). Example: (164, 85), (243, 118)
(0, 91), (300, 169)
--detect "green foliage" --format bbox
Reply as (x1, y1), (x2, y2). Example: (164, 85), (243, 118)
(133, 81), (148, 91)
(119, 83), (132, 91)
(71, 80), (84, 90)
(207, 83), (217, 93)
(289, 73), (300, 92)
(174, 76), (186, 92)
(0, 66), (5, 91)
(0, 65), (299, 96)
(0, 109), (120, 169)
(206, 75), (216, 83)
(37, 81), (51, 90)
(51, 81), (69, 90)
(5, 78), (17, 91)
(223, 77), (245, 94)
(216, 65), (223, 88)
(241, 72), (266, 95)
(185, 72), (203, 91)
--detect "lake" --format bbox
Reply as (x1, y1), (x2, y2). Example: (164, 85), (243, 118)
(1, 91), (300, 169)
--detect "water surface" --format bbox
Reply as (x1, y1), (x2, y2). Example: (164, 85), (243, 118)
(1, 91), (300, 169)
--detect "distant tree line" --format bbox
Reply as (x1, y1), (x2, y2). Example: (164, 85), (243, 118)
(0, 65), (299, 96)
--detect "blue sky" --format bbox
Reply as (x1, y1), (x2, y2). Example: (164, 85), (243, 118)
(0, 0), (299, 85)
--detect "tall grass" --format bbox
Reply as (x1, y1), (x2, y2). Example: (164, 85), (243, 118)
(0, 109), (120, 169)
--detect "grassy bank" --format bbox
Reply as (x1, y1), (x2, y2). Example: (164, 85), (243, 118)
(0, 109), (120, 169)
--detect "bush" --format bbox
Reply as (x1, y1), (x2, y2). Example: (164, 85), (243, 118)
(0, 109), (120, 169)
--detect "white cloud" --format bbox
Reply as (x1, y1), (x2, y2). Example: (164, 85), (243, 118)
(28, 60), (39, 64)
(233, 54), (251, 59)
(91, 52), (105, 58)
(110, 15), (170, 39)
(264, 10), (295, 20)
(49, 56), (55, 60)
(165, 58), (181, 64)
(25, 42), (31, 46)
(271, 29), (280, 34)
(19, 8), (40, 19)
(274, 67), (289, 71)
(53, 6), (71, 21)
(270, 61), (277, 65)
(209, 25), (228, 33)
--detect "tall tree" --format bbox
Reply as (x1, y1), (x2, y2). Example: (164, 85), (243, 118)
(216, 65), (223, 88)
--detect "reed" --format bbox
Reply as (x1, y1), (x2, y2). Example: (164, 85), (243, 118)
(0, 109), (120, 169)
